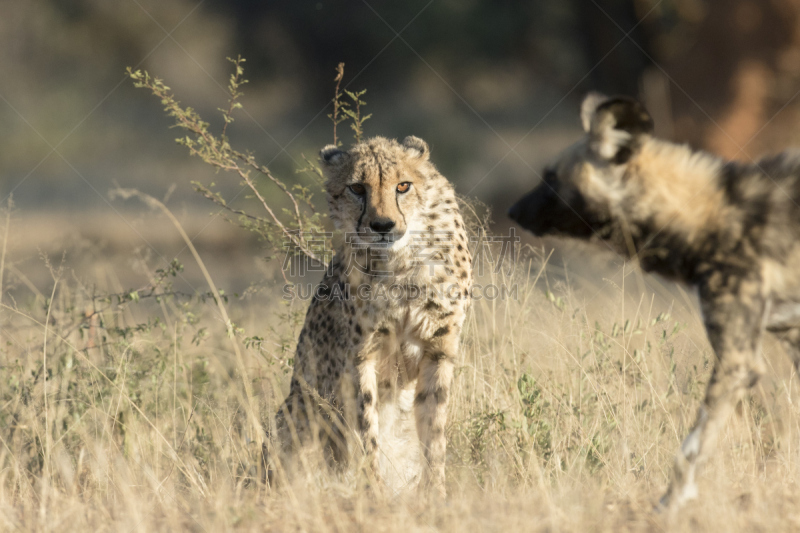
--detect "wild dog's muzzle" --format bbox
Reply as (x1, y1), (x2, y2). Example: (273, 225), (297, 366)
(508, 184), (594, 238)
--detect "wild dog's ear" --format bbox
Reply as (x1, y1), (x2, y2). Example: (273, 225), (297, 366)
(402, 136), (430, 161)
(582, 94), (654, 164)
(319, 145), (349, 172)
(580, 92), (610, 132)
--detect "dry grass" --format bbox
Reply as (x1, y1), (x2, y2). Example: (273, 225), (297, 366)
(2, 209), (800, 533)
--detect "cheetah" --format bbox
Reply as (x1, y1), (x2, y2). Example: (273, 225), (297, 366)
(509, 93), (800, 508)
(267, 136), (472, 497)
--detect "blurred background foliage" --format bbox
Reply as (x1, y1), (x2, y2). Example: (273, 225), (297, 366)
(3, 0), (800, 290)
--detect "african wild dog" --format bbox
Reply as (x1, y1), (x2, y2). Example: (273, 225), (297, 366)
(509, 93), (800, 508)
(266, 136), (472, 497)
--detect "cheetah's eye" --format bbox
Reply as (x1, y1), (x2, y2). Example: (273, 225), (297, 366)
(396, 182), (411, 193)
(348, 184), (366, 196)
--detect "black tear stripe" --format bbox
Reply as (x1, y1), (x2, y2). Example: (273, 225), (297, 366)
(356, 192), (367, 232)
(395, 192), (407, 226)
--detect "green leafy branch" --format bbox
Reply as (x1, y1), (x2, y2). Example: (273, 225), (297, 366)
(328, 63), (371, 145)
(127, 57), (324, 265)
(127, 57), (371, 271)
(341, 89), (371, 143)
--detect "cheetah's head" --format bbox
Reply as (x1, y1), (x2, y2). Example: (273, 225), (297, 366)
(320, 136), (432, 250)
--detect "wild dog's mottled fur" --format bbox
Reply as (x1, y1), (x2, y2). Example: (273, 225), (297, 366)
(268, 136), (472, 496)
(509, 93), (800, 508)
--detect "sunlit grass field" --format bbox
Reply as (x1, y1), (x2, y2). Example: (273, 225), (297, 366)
(3, 202), (800, 532)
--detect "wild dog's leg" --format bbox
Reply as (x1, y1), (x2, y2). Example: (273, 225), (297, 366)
(764, 301), (800, 373)
(784, 332), (800, 374)
(773, 327), (800, 375)
(661, 271), (767, 508)
(415, 332), (458, 498)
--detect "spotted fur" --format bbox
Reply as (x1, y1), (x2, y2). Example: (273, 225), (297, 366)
(267, 136), (472, 497)
(509, 93), (800, 509)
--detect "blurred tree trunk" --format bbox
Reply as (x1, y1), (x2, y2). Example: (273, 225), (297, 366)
(646, 0), (800, 159)
(576, 0), (653, 97)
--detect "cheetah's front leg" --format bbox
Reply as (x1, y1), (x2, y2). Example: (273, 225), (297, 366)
(355, 356), (380, 480)
(414, 333), (457, 498)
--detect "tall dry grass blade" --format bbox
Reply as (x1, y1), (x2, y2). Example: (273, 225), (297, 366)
(109, 188), (262, 451)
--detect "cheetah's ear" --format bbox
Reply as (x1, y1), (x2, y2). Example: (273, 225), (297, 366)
(319, 145), (349, 170)
(582, 93), (654, 164)
(402, 136), (430, 161)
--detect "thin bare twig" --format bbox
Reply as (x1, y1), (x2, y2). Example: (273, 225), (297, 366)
(332, 62), (345, 146)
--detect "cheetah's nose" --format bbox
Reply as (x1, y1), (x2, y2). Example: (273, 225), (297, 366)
(370, 219), (396, 235)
